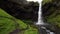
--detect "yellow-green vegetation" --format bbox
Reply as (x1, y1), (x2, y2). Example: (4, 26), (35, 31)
(42, 0), (52, 5)
(43, 0), (52, 3)
(48, 15), (60, 26)
(24, 27), (38, 34)
(0, 8), (38, 34)
(43, 0), (60, 28)
(0, 9), (16, 34)
(47, 10), (60, 27)
(0, 17), (16, 34)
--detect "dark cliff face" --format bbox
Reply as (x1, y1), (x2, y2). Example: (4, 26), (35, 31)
(42, 0), (60, 22)
(9, 0), (27, 4)
(0, 0), (39, 22)
(42, 0), (60, 34)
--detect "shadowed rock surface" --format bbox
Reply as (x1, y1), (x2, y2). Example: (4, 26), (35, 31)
(0, 0), (39, 22)
(42, 0), (60, 34)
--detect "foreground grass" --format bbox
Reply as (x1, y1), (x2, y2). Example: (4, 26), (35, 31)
(0, 9), (38, 34)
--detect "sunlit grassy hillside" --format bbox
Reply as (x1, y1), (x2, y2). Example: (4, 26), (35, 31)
(0, 9), (38, 34)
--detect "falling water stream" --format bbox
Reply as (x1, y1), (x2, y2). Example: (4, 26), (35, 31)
(27, 0), (55, 34)
(36, 0), (44, 25)
(36, 0), (55, 34)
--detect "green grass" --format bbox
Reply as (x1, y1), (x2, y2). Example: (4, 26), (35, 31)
(0, 8), (38, 34)
(24, 26), (38, 34)
(0, 9), (13, 18)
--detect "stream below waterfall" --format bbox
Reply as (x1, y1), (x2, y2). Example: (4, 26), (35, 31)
(39, 26), (55, 34)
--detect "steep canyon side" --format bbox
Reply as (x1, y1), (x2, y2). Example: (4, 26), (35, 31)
(42, 0), (60, 34)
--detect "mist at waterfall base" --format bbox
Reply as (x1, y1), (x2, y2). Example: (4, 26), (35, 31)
(26, 0), (55, 34)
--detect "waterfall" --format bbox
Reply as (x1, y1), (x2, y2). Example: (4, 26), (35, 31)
(36, 1), (55, 34)
(36, 0), (44, 25)
(26, 0), (45, 25)
(26, 0), (55, 34)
